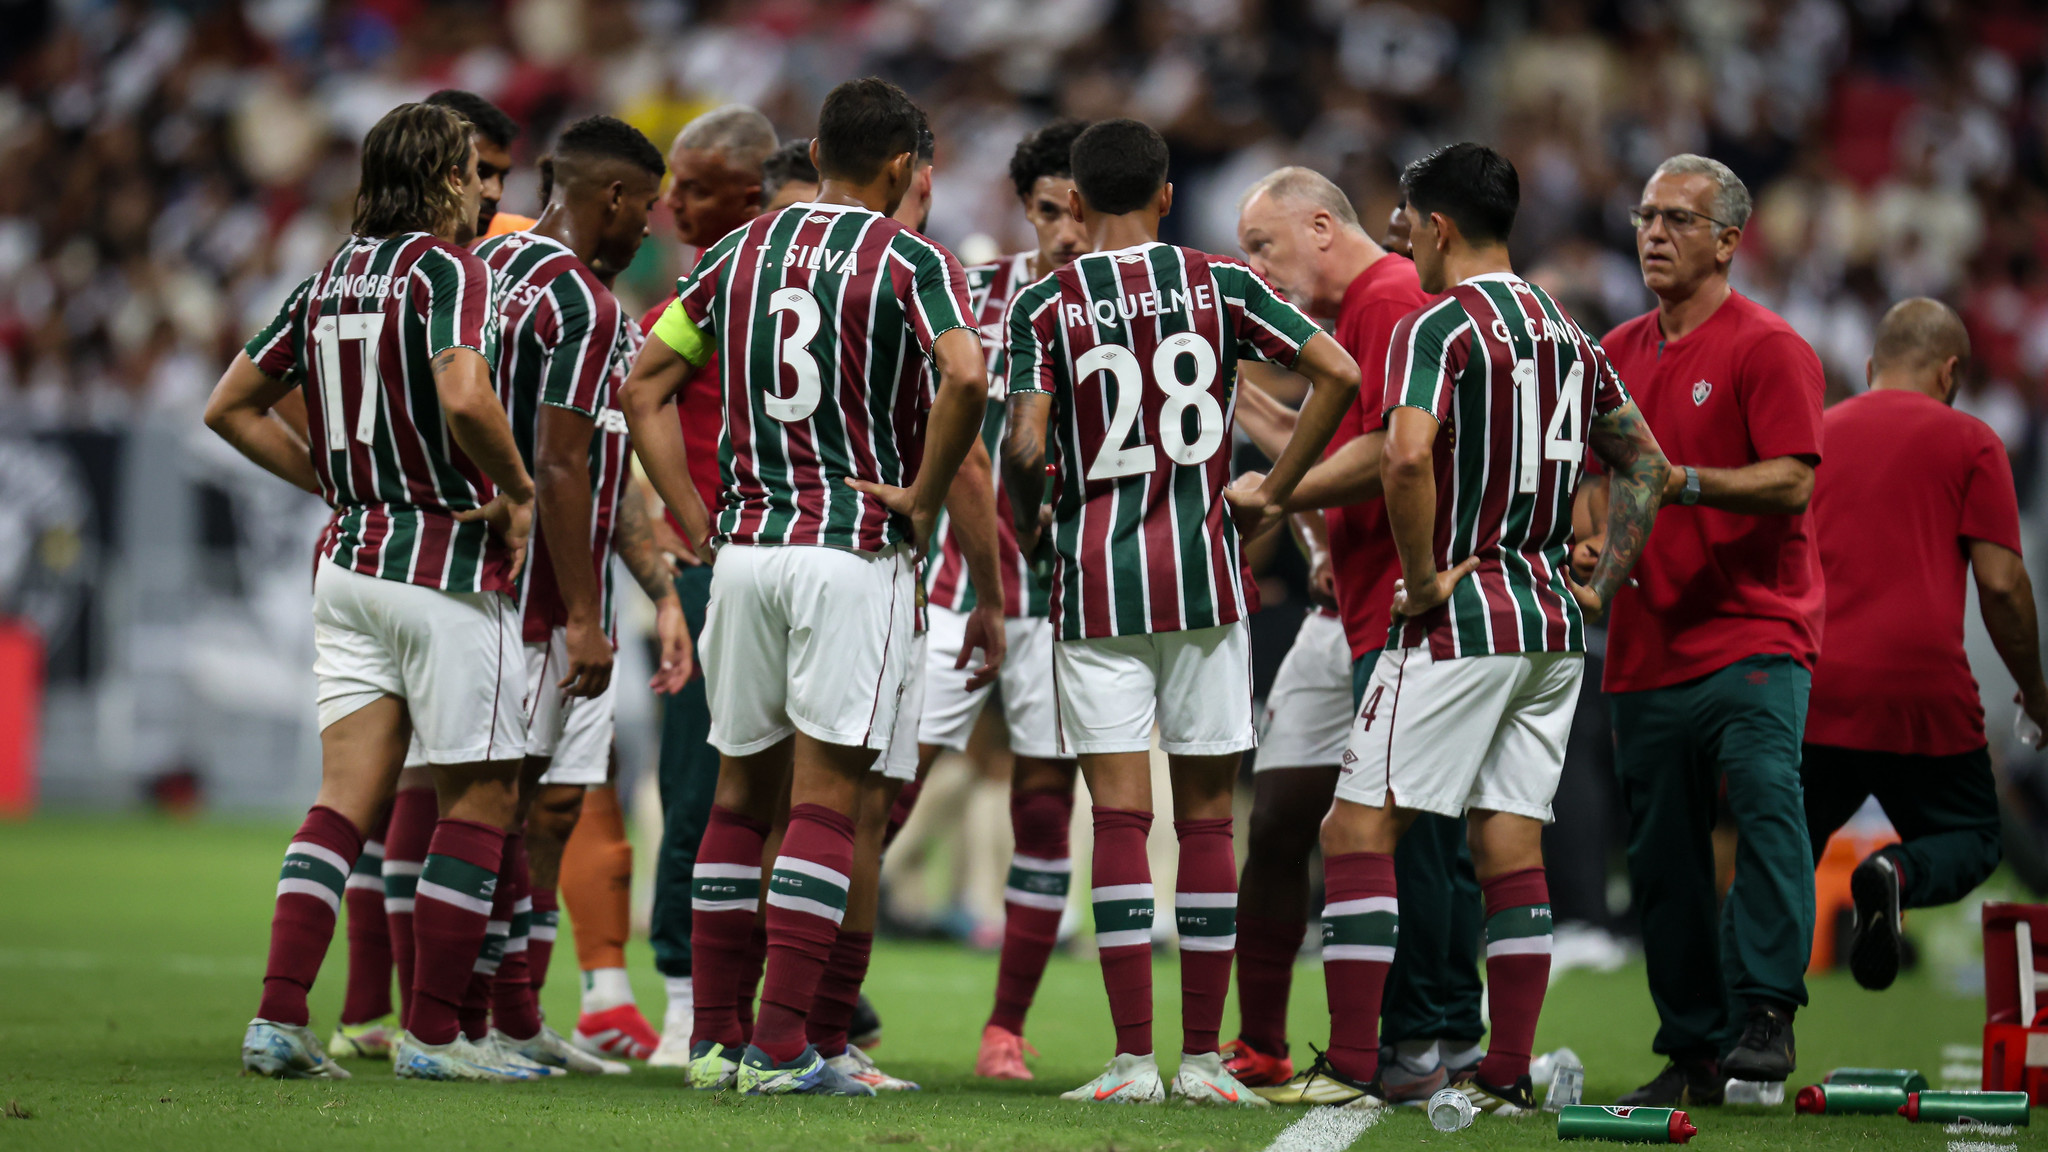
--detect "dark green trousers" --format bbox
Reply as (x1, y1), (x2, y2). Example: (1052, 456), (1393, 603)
(1353, 656), (1486, 1044)
(1801, 743), (2002, 908)
(649, 564), (720, 980)
(1612, 654), (1815, 1058)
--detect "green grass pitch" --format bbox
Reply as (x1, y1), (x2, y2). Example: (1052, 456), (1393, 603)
(0, 815), (2021, 1150)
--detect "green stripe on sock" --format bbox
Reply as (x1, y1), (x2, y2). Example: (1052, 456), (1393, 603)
(1093, 898), (1155, 936)
(419, 854), (498, 903)
(1175, 903), (1236, 939)
(768, 869), (847, 912)
(1485, 904), (1553, 944)
(280, 852), (348, 898)
(1323, 912), (1398, 949)
(350, 847), (383, 877)
(693, 875), (761, 903)
(1006, 864), (1071, 898)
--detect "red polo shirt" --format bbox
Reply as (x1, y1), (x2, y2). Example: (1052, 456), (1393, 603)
(639, 292), (723, 544)
(1600, 291), (1827, 693)
(1327, 254), (1433, 659)
(1805, 389), (2021, 756)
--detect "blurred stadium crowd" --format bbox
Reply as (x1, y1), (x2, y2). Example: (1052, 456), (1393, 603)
(6, 0), (2048, 466)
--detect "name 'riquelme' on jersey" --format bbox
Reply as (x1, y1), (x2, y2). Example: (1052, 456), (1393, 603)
(1007, 242), (1323, 640)
(1384, 272), (1631, 659)
(651, 201), (975, 552)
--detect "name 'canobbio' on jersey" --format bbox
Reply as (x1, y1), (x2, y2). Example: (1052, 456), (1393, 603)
(664, 201), (975, 553)
(244, 232), (510, 593)
(1006, 241), (1323, 641)
(1384, 272), (1631, 659)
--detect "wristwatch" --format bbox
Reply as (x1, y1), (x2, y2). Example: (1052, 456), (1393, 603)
(1679, 465), (1701, 506)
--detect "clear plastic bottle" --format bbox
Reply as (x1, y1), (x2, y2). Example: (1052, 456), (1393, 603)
(1429, 1086), (1477, 1131)
(1543, 1048), (1585, 1112)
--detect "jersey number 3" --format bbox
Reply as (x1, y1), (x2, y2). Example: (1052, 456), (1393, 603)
(1081, 333), (1224, 481)
(765, 287), (823, 423)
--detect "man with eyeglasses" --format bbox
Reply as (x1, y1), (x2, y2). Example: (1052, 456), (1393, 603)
(1572, 155), (1825, 1107)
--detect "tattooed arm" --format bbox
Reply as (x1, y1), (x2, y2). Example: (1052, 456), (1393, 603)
(1572, 401), (1669, 617)
(615, 475), (694, 693)
(1001, 391), (1053, 556)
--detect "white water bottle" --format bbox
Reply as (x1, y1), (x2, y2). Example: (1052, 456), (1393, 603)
(1428, 1087), (1476, 1131)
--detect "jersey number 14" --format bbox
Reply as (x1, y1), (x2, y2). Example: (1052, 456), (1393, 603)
(1511, 357), (1584, 494)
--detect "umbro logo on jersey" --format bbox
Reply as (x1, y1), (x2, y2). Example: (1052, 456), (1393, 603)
(1114, 254), (1146, 264)
(1692, 379), (1713, 406)
(1341, 749), (1357, 764)
(804, 213), (836, 224)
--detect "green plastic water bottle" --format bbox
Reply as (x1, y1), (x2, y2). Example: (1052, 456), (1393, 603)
(1823, 1068), (1930, 1092)
(1556, 1105), (1699, 1144)
(1897, 1091), (2031, 1126)
(1794, 1083), (1908, 1115)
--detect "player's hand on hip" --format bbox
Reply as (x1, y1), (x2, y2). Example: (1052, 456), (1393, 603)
(1391, 556), (1481, 620)
(1563, 570), (1607, 623)
(648, 598), (694, 695)
(457, 491), (534, 581)
(843, 475), (933, 550)
(560, 616), (614, 698)
(959, 602), (1007, 693)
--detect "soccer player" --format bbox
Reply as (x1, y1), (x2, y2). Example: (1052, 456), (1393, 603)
(210, 102), (539, 1081)
(425, 90), (531, 236)
(1803, 298), (2045, 988)
(623, 77), (989, 1097)
(906, 118), (1095, 1083)
(1001, 118), (1358, 1106)
(471, 114), (685, 1076)
(1223, 166), (1483, 1100)
(762, 138), (821, 212)
(1577, 155), (1825, 1103)
(1273, 143), (1667, 1115)
(636, 103), (783, 1067)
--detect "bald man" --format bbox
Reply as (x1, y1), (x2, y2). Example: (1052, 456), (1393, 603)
(1802, 298), (2044, 993)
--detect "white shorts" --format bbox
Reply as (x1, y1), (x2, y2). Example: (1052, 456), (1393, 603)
(524, 631), (569, 759)
(312, 561), (526, 765)
(874, 633), (925, 782)
(1337, 645), (1584, 821)
(540, 675), (616, 786)
(1052, 621), (1256, 757)
(1255, 610), (1353, 771)
(699, 543), (917, 756)
(916, 607), (1062, 759)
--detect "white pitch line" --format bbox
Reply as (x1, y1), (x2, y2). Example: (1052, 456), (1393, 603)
(1946, 1142), (2016, 1152)
(1263, 1104), (1384, 1152)
(1946, 1125), (2016, 1137)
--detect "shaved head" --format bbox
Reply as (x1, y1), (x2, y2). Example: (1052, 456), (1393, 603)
(668, 104), (778, 248)
(676, 105), (778, 173)
(1871, 297), (1970, 375)
(1238, 165), (1362, 231)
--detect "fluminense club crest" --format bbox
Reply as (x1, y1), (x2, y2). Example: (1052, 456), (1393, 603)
(1691, 379), (1713, 406)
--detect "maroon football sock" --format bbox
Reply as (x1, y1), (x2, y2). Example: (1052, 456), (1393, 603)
(1474, 868), (1552, 1087)
(736, 920), (767, 1042)
(1233, 914), (1305, 1058)
(690, 805), (767, 1049)
(751, 804), (856, 1064)
(1174, 816), (1237, 1055)
(381, 786), (435, 1030)
(528, 885), (559, 997)
(339, 804), (393, 1025)
(986, 787), (1072, 1035)
(256, 806), (364, 1026)
(409, 819), (505, 1046)
(1091, 806), (1156, 1056)
(491, 832), (543, 1040)
(1321, 851), (1396, 1084)
(804, 929), (873, 1058)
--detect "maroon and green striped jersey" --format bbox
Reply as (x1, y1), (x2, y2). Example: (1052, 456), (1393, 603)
(924, 251), (1052, 618)
(474, 231), (634, 643)
(664, 201), (975, 552)
(245, 233), (509, 592)
(1383, 272), (1631, 658)
(1007, 242), (1323, 640)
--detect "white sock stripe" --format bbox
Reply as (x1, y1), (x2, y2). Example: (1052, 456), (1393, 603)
(1096, 929), (1153, 949)
(415, 879), (494, 916)
(485, 919), (510, 935)
(514, 897), (532, 914)
(504, 937), (529, 954)
(772, 856), (851, 890)
(1004, 888), (1069, 911)
(764, 892), (846, 924)
(1181, 934), (1236, 952)
(691, 898), (759, 914)
(693, 862), (761, 880)
(277, 877), (341, 912)
(1486, 934), (1553, 957)
(286, 840), (351, 875)
(361, 840), (385, 858)
(1092, 883), (1154, 902)
(381, 860), (424, 877)
(1174, 891), (1236, 908)
(1323, 896), (1398, 918)
(1322, 943), (1396, 962)
(473, 957), (501, 974)
(344, 874), (385, 892)
(1012, 854), (1072, 872)
(529, 924), (558, 941)
(383, 897), (415, 914)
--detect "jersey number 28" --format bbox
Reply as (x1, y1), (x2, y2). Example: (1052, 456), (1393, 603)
(1082, 333), (1224, 481)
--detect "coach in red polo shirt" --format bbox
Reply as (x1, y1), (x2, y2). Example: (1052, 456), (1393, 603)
(638, 105), (781, 1065)
(1223, 166), (1483, 1099)
(1577, 155), (1825, 1105)
(1804, 298), (2044, 993)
